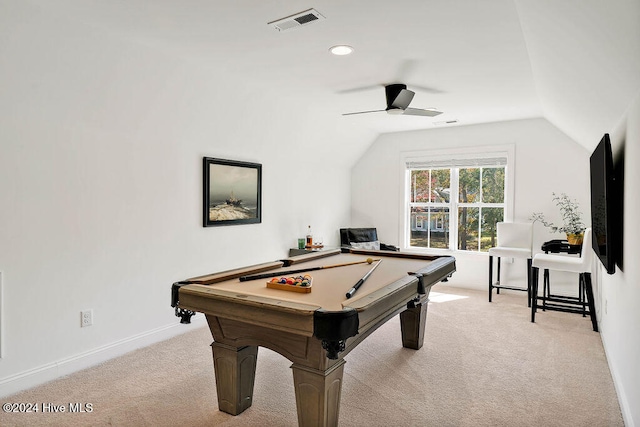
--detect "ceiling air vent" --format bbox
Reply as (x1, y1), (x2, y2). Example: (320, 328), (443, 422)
(268, 8), (325, 32)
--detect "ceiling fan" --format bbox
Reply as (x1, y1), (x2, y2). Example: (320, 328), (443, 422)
(343, 84), (443, 117)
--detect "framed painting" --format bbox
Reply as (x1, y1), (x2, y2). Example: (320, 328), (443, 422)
(203, 157), (262, 227)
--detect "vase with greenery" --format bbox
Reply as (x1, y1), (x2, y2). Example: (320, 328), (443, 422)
(530, 193), (586, 244)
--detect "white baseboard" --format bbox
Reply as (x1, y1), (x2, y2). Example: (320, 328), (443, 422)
(0, 314), (206, 398)
(601, 329), (635, 427)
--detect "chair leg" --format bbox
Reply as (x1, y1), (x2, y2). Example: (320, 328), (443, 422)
(582, 273), (599, 332)
(488, 255), (493, 302)
(542, 269), (550, 311)
(526, 258), (532, 307)
(496, 257), (501, 294)
(579, 274), (586, 317)
(531, 266), (539, 323)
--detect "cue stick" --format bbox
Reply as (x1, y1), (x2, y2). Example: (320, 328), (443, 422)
(238, 258), (379, 282)
(345, 259), (382, 299)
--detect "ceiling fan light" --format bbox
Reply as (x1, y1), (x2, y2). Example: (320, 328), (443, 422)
(329, 45), (354, 56)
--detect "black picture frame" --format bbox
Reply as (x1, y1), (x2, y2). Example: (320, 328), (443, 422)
(203, 157), (262, 227)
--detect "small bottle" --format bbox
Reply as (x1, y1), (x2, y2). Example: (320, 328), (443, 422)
(306, 225), (313, 247)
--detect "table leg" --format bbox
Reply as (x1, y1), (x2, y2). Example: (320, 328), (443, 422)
(579, 274), (586, 317)
(291, 361), (345, 427)
(211, 342), (258, 415)
(488, 255), (493, 302)
(527, 258), (532, 308)
(400, 297), (429, 350)
(543, 269), (552, 311)
(582, 273), (599, 332)
(497, 257), (502, 294)
(531, 266), (539, 323)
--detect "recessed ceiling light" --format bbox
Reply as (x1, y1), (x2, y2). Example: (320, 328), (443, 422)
(329, 45), (354, 56)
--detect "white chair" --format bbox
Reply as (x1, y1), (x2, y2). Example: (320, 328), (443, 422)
(530, 228), (598, 331)
(488, 222), (534, 306)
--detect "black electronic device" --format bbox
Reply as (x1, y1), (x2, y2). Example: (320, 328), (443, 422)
(589, 133), (617, 274)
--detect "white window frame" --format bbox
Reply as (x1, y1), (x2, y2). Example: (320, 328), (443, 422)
(399, 145), (515, 253)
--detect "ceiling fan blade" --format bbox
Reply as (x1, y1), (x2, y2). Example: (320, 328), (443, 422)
(389, 89), (415, 109)
(411, 84), (445, 94)
(336, 84), (383, 94)
(395, 59), (445, 94)
(342, 109), (386, 116)
(395, 59), (419, 85)
(402, 107), (443, 117)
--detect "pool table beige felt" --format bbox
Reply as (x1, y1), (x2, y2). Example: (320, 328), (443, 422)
(173, 248), (455, 427)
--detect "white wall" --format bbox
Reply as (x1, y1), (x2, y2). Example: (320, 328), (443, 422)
(0, 3), (369, 395)
(351, 118), (591, 288)
(599, 91), (640, 427)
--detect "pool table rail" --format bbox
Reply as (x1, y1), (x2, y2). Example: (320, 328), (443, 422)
(172, 251), (456, 357)
(178, 285), (321, 336)
(171, 260), (285, 324)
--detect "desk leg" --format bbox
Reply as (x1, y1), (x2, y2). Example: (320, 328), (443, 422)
(488, 255), (493, 302)
(531, 267), (539, 323)
(543, 269), (550, 311)
(211, 342), (258, 415)
(527, 258), (532, 308)
(579, 274), (586, 317)
(496, 257), (502, 294)
(291, 361), (345, 427)
(582, 273), (599, 332)
(400, 297), (429, 350)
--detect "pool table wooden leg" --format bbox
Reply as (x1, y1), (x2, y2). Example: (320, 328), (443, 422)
(400, 295), (429, 350)
(211, 342), (258, 416)
(291, 360), (345, 427)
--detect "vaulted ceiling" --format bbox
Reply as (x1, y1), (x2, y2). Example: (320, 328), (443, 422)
(28, 0), (640, 151)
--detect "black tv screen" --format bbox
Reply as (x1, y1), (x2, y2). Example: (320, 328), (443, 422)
(590, 133), (616, 274)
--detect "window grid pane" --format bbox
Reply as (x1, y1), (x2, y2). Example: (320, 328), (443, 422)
(410, 206), (451, 249)
(481, 167), (505, 203)
(458, 168), (480, 203)
(481, 207), (504, 251)
(458, 206), (479, 251)
(431, 169), (451, 203)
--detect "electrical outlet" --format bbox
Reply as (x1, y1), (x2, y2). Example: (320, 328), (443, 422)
(81, 309), (93, 327)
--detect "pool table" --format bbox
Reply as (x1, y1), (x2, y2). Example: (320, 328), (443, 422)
(171, 248), (455, 426)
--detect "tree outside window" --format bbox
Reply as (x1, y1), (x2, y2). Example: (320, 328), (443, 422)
(409, 166), (505, 252)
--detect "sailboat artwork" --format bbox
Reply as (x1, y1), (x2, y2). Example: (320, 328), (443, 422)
(225, 190), (243, 207)
(209, 190), (253, 221)
(203, 158), (262, 227)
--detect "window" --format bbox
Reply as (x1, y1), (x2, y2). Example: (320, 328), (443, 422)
(403, 147), (512, 252)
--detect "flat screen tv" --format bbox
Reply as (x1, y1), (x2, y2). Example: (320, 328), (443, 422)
(589, 133), (616, 274)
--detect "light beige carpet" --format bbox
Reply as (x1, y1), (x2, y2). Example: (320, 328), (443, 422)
(0, 286), (623, 426)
